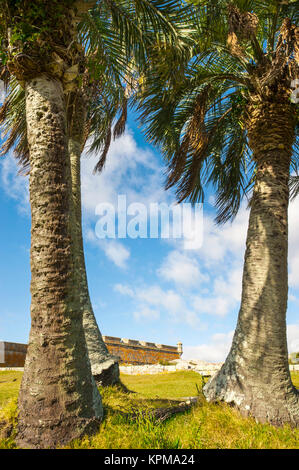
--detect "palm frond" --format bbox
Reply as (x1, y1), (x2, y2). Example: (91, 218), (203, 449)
(290, 174), (299, 200)
(93, 127), (112, 173)
(0, 79), (29, 173)
(113, 96), (128, 139)
(137, 0), (298, 224)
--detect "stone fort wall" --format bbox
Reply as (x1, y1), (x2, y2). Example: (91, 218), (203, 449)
(0, 338), (183, 367)
(103, 336), (182, 365)
(0, 341), (28, 367)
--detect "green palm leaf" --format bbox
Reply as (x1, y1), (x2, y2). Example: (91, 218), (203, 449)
(137, 0), (299, 223)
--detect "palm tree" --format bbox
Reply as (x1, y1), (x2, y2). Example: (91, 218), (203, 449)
(0, 0), (186, 388)
(0, 0), (183, 448)
(0, 0), (104, 449)
(67, 81), (129, 386)
(138, 0), (299, 426)
(0, 79), (128, 386)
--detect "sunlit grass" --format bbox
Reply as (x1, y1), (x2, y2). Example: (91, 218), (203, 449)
(291, 371), (299, 388)
(0, 370), (298, 449)
(0, 371), (22, 407)
(121, 370), (203, 399)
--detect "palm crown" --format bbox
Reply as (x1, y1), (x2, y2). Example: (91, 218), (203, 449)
(0, 0), (189, 173)
(138, 0), (299, 223)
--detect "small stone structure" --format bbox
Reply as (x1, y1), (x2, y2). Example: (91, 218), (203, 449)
(0, 338), (183, 368)
(0, 341), (28, 367)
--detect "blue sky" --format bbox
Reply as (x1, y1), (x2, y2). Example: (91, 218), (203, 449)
(0, 92), (298, 362)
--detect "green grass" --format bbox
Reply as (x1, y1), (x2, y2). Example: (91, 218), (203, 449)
(0, 371), (22, 407)
(292, 371), (299, 388)
(121, 370), (203, 399)
(0, 370), (298, 449)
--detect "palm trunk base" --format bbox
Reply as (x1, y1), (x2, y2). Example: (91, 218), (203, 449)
(16, 345), (104, 449)
(16, 415), (101, 449)
(92, 357), (120, 387)
(203, 356), (299, 427)
(203, 109), (299, 429)
(83, 306), (120, 386)
(16, 369), (103, 448)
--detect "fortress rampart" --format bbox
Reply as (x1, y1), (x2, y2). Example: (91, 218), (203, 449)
(0, 338), (183, 367)
(103, 336), (182, 365)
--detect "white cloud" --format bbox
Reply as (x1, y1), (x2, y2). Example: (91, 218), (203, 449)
(136, 285), (184, 315)
(157, 193), (298, 320)
(133, 306), (160, 321)
(287, 323), (299, 353)
(102, 240), (130, 268)
(190, 265), (243, 317)
(81, 130), (167, 217)
(183, 331), (234, 363)
(153, 203), (249, 320)
(199, 203), (248, 265)
(289, 253), (299, 288)
(157, 218), (244, 316)
(114, 283), (134, 297)
(85, 223), (131, 268)
(0, 153), (29, 214)
(182, 323), (299, 363)
(114, 282), (201, 327)
(157, 250), (209, 288)
(193, 296), (233, 317)
(213, 267), (243, 302)
(81, 130), (170, 267)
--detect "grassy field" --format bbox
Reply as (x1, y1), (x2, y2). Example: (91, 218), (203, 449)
(0, 371), (23, 407)
(0, 370), (298, 449)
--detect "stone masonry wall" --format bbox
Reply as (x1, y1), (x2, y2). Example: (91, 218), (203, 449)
(0, 338), (182, 367)
(0, 341), (28, 367)
(103, 336), (182, 365)
(119, 359), (223, 376)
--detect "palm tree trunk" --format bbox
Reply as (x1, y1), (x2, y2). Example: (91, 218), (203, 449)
(17, 76), (103, 449)
(203, 101), (299, 426)
(68, 91), (120, 386)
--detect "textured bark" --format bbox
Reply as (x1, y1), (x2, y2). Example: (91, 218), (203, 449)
(16, 76), (103, 449)
(203, 100), (299, 426)
(68, 92), (120, 386)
